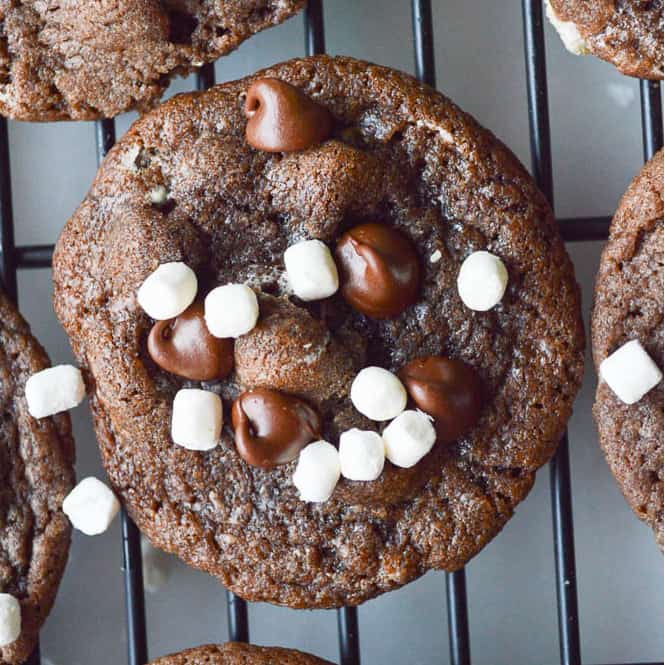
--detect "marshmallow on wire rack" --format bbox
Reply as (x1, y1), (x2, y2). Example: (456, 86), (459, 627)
(350, 366), (407, 421)
(62, 477), (120, 536)
(339, 428), (385, 481)
(25, 364), (85, 418)
(204, 284), (259, 338)
(383, 410), (436, 468)
(284, 239), (339, 301)
(137, 262), (198, 320)
(599, 339), (662, 405)
(171, 388), (222, 451)
(0, 594), (20, 647)
(292, 440), (340, 503)
(457, 250), (508, 311)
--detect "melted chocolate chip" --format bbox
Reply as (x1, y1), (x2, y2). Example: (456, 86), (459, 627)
(232, 388), (321, 468)
(244, 78), (333, 153)
(335, 223), (421, 319)
(147, 302), (234, 381)
(399, 356), (483, 443)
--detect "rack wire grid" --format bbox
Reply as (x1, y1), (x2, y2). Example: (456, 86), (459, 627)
(0, 1), (663, 664)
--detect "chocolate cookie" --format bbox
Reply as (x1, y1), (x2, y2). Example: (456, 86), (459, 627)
(0, 289), (75, 664)
(149, 643), (332, 665)
(546, 0), (663, 79)
(53, 56), (585, 607)
(0, 1), (305, 121)
(592, 150), (664, 546)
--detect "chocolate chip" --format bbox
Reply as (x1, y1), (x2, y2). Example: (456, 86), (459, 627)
(244, 78), (333, 153)
(335, 223), (421, 319)
(399, 356), (483, 443)
(147, 302), (234, 381)
(231, 388), (321, 468)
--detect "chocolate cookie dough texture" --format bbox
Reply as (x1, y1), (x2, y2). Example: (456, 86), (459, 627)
(545, 0), (664, 79)
(149, 643), (332, 665)
(53, 56), (585, 608)
(0, 1), (305, 121)
(0, 290), (75, 664)
(592, 150), (664, 545)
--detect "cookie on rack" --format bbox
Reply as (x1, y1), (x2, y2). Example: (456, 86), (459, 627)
(53, 55), (585, 608)
(0, 0), (305, 121)
(545, 0), (663, 79)
(149, 643), (332, 664)
(592, 149), (664, 546)
(0, 289), (75, 664)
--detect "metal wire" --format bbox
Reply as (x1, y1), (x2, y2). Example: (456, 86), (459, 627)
(95, 117), (149, 665)
(640, 80), (664, 161)
(522, 4), (581, 665)
(0, 118), (17, 300)
(410, 3), (472, 663)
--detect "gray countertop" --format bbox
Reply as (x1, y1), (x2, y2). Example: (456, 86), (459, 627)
(6, 2), (663, 663)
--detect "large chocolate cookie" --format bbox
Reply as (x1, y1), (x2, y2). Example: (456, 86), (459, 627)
(0, 289), (75, 664)
(592, 150), (664, 546)
(546, 0), (663, 79)
(149, 643), (331, 665)
(0, 1), (304, 121)
(53, 56), (585, 608)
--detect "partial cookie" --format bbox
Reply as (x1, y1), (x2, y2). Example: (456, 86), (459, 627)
(546, 0), (663, 79)
(0, 1), (305, 121)
(149, 643), (332, 665)
(592, 150), (664, 546)
(0, 289), (75, 664)
(53, 56), (585, 608)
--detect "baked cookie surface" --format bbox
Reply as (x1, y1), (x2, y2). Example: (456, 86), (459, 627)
(149, 643), (331, 665)
(53, 55), (585, 608)
(592, 150), (664, 546)
(546, 0), (663, 79)
(0, 0), (305, 121)
(0, 289), (75, 664)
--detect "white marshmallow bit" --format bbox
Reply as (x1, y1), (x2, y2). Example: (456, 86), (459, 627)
(545, 0), (589, 55)
(284, 239), (339, 301)
(0, 594), (20, 647)
(137, 262), (197, 320)
(350, 366), (407, 421)
(600, 339), (662, 405)
(171, 389), (222, 451)
(204, 284), (259, 338)
(62, 477), (120, 536)
(339, 429), (385, 481)
(293, 441), (340, 503)
(383, 410), (436, 468)
(457, 251), (508, 311)
(25, 364), (85, 418)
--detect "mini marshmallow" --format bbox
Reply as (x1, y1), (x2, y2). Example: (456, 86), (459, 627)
(292, 440), (340, 503)
(350, 366), (407, 421)
(338, 428), (385, 481)
(457, 250), (508, 311)
(25, 364), (85, 418)
(137, 262), (197, 320)
(284, 239), (339, 301)
(204, 284), (259, 338)
(0, 594), (20, 647)
(171, 388), (222, 451)
(600, 339), (662, 405)
(62, 477), (120, 536)
(545, 0), (589, 55)
(383, 410), (436, 468)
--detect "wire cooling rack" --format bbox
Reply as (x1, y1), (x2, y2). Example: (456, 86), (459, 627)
(0, 1), (663, 664)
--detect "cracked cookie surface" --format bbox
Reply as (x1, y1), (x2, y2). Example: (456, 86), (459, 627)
(53, 56), (585, 608)
(592, 150), (664, 546)
(150, 643), (332, 665)
(0, 289), (74, 664)
(0, 0), (305, 120)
